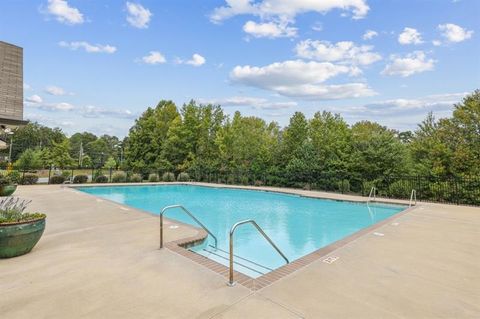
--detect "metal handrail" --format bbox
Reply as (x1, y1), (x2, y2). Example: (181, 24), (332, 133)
(409, 189), (417, 207)
(228, 219), (289, 286)
(368, 186), (377, 202)
(159, 205), (217, 249)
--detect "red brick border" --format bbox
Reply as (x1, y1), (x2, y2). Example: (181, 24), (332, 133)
(164, 204), (416, 291)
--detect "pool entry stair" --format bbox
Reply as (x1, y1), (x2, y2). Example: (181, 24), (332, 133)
(159, 204), (289, 284)
(196, 245), (273, 278)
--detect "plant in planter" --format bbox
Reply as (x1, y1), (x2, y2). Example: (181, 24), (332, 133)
(0, 174), (17, 197)
(0, 197), (46, 258)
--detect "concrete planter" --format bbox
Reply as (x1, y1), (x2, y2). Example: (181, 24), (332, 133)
(0, 217), (45, 258)
(0, 184), (17, 197)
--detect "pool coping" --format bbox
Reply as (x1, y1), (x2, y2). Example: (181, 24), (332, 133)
(69, 182), (418, 291)
(166, 204), (417, 291)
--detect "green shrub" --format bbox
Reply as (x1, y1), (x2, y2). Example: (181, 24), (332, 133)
(19, 174), (39, 185)
(336, 179), (350, 193)
(362, 180), (377, 196)
(111, 171), (127, 183)
(129, 173), (142, 183)
(148, 173), (159, 182)
(0, 173), (13, 186)
(177, 172), (190, 182)
(95, 175), (108, 183)
(254, 180), (264, 187)
(73, 175), (88, 184)
(50, 175), (65, 184)
(240, 175), (249, 185)
(6, 171), (20, 184)
(162, 172), (175, 182)
(387, 180), (410, 198)
(61, 170), (72, 179)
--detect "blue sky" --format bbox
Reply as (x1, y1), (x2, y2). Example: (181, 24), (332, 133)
(0, 0), (478, 137)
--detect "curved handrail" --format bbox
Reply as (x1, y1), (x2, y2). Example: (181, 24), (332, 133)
(409, 189), (417, 207)
(160, 205), (217, 249)
(228, 219), (289, 286)
(368, 186), (377, 202)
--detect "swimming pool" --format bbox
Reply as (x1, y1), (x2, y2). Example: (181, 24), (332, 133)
(78, 184), (406, 278)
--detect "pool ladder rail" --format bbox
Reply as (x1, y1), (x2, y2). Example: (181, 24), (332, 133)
(368, 186), (377, 202)
(228, 219), (289, 286)
(409, 189), (417, 207)
(159, 205), (289, 287)
(159, 204), (218, 249)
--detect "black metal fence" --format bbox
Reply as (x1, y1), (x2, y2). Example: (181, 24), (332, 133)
(2, 166), (479, 206)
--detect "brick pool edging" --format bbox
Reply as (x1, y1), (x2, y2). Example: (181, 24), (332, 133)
(165, 203), (418, 291)
(69, 183), (418, 291)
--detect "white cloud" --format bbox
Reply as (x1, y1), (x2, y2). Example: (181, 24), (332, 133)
(48, 102), (74, 111)
(295, 40), (382, 66)
(365, 93), (467, 112)
(210, 0), (369, 22)
(186, 54), (206, 67)
(81, 105), (136, 119)
(362, 30), (378, 40)
(243, 20), (297, 38)
(59, 41), (117, 53)
(26, 95), (43, 104)
(23, 83), (31, 90)
(200, 96), (297, 110)
(398, 27), (423, 45)
(382, 51), (435, 77)
(26, 100), (75, 111)
(432, 40), (442, 46)
(141, 51), (166, 64)
(323, 92), (468, 130)
(438, 23), (473, 43)
(45, 0), (84, 25)
(230, 60), (376, 100)
(126, 2), (152, 29)
(45, 85), (67, 96)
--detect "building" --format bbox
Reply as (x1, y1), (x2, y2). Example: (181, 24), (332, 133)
(0, 41), (28, 151)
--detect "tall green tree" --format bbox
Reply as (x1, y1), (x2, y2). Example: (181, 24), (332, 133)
(41, 139), (75, 168)
(350, 121), (408, 178)
(279, 112), (309, 165)
(125, 100), (180, 171)
(1, 122), (66, 161)
(309, 111), (351, 173)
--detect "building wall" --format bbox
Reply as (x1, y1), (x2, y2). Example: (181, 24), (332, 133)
(0, 41), (23, 121)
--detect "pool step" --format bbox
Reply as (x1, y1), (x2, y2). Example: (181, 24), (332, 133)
(193, 245), (271, 278)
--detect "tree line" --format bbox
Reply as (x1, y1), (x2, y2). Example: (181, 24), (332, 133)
(2, 90), (479, 182)
(124, 90), (479, 180)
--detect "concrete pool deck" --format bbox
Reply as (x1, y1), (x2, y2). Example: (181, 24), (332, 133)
(1, 183), (479, 318)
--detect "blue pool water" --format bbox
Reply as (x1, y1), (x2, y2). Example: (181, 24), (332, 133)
(78, 185), (405, 277)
